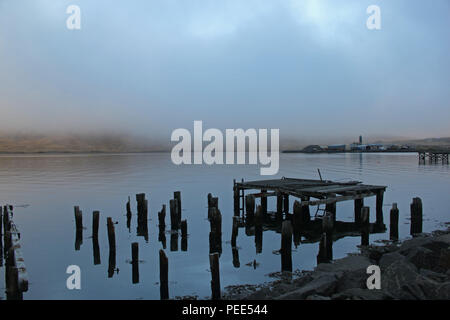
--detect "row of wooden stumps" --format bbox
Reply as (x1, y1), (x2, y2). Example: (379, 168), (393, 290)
(277, 197), (424, 272)
(73, 191), (187, 300)
(2, 205), (29, 300)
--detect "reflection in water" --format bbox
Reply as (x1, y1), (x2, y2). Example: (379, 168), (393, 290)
(108, 249), (116, 278)
(75, 229), (82, 251)
(158, 225), (167, 249)
(232, 247), (240, 268)
(170, 232), (178, 252)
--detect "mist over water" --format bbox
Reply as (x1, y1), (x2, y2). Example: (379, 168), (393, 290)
(0, 152), (448, 299)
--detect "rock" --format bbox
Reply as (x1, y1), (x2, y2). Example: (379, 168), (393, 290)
(382, 259), (421, 299)
(435, 234), (450, 245)
(405, 246), (438, 271)
(438, 248), (450, 271)
(379, 252), (405, 271)
(315, 255), (372, 273)
(398, 236), (433, 254)
(275, 273), (338, 300)
(331, 288), (394, 300)
(306, 294), (332, 300)
(242, 288), (272, 300)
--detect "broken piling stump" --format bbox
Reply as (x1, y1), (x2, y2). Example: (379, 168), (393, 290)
(390, 203), (399, 241)
(410, 197), (423, 236)
(209, 252), (221, 300)
(361, 207), (370, 246)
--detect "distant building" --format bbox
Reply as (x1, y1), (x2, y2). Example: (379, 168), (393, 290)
(302, 145), (324, 153)
(327, 144), (346, 152)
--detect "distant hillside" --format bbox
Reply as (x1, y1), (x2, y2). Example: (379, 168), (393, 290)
(0, 133), (168, 153)
(377, 137), (450, 151)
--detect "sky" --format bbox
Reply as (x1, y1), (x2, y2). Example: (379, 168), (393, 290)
(0, 0), (449, 145)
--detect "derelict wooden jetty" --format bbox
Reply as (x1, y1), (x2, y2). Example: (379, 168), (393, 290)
(418, 150), (449, 164)
(233, 177), (387, 227)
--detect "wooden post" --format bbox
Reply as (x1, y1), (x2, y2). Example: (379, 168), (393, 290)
(376, 190), (385, 226)
(232, 247), (240, 268)
(107, 217), (116, 252)
(261, 189), (267, 215)
(390, 203), (399, 241)
(159, 250), (169, 300)
(74, 206), (83, 231)
(126, 196), (131, 216)
(158, 205), (166, 227)
(293, 200), (302, 231)
(325, 194), (336, 223)
(245, 195), (255, 220)
(170, 199), (179, 230)
(209, 252), (221, 300)
(276, 194), (283, 220)
(174, 191), (182, 222)
(92, 237), (101, 265)
(181, 220), (188, 251)
(233, 186), (240, 216)
(231, 216), (239, 248)
(255, 205), (263, 254)
(317, 233), (328, 264)
(209, 208), (222, 254)
(170, 231), (178, 252)
(354, 198), (364, 226)
(283, 194), (289, 214)
(281, 220), (293, 272)
(108, 249), (116, 278)
(410, 197), (423, 236)
(92, 211), (100, 239)
(361, 207), (370, 246)
(322, 214), (334, 261)
(132, 242), (139, 284)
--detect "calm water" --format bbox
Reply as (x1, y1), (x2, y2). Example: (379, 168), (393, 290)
(0, 152), (449, 299)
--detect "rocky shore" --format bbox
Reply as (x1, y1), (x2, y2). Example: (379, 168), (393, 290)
(224, 228), (450, 300)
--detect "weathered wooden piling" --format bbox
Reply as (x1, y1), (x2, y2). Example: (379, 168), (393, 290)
(233, 185), (240, 216)
(170, 199), (179, 230)
(322, 214), (334, 261)
(245, 195), (255, 220)
(254, 205), (263, 254)
(276, 194), (283, 220)
(281, 220), (293, 272)
(354, 198), (364, 226)
(209, 207), (222, 254)
(170, 231), (178, 252)
(92, 211), (99, 239)
(159, 249), (169, 300)
(232, 247), (240, 268)
(283, 194), (289, 214)
(158, 204), (166, 227)
(132, 242), (139, 284)
(209, 252), (221, 300)
(376, 190), (385, 226)
(174, 191), (182, 222)
(92, 237), (101, 265)
(126, 196), (131, 216)
(181, 220), (188, 251)
(231, 216), (239, 248)
(107, 217), (116, 252)
(325, 194), (336, 223)
(410, 197), (423, 235)
(317, 233), (328, 264)
(108, 249), (116, 278)
(74, 206), (83, 231)
(390, 203), (399, 241)
(361, 207), (370, 246)
(261, 189), (268, 215)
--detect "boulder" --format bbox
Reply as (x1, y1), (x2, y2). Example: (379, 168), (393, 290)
(379, 252), (405, 271)
(275, 273), (338, 300)
(331, 288), (394, 300)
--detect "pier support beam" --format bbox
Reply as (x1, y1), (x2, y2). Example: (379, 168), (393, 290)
(261, 189), (267, 216)
(354, 198), (364, 226)
(276, 193), (283, 220)
(376, 190), (384, 226)
(390, 203), (399, 241)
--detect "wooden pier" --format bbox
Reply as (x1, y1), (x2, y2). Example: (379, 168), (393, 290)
(233, 177), (387, 227)
(2, 205), (28, 300)
(418, 150), (449, 164)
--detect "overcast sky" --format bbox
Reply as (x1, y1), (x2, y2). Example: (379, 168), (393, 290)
(0, 0), (449, 143)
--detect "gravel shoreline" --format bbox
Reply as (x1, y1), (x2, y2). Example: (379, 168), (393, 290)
(223, 228), (450, 300)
